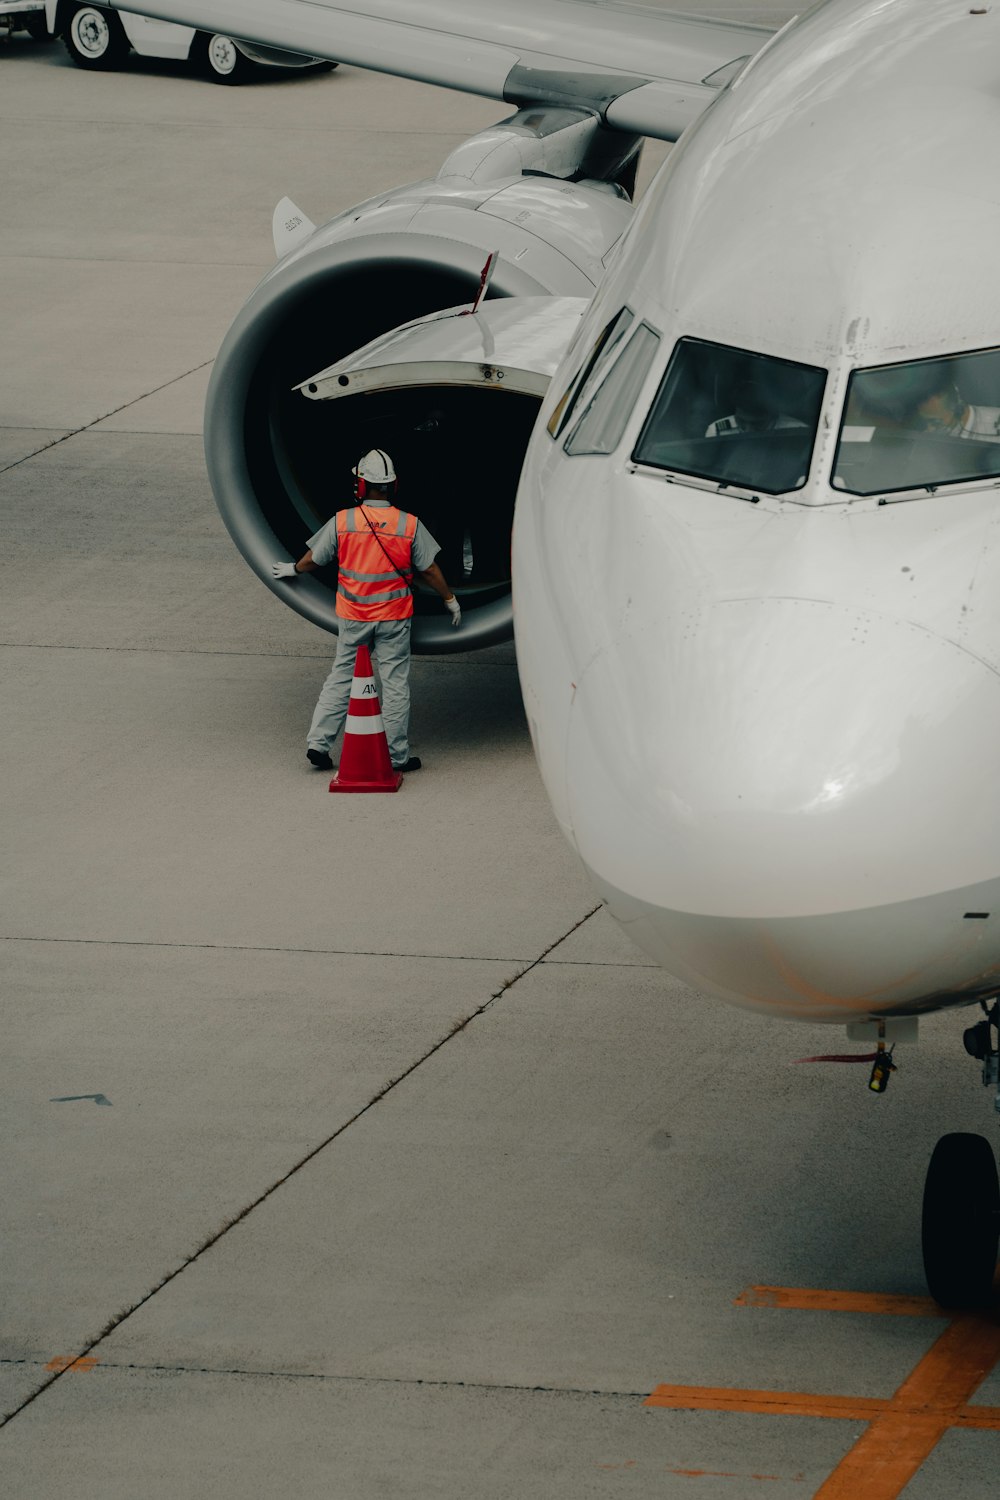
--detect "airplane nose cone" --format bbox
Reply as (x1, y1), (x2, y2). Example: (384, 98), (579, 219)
(567, 598), (1000, 922)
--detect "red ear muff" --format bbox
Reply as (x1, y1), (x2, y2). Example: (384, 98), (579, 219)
(357, 478), (396, 500)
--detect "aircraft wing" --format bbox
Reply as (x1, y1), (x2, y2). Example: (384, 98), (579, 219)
(111, 0), (775, 142)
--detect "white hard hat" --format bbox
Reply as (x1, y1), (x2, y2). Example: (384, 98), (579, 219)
(353, 448), (396, 485)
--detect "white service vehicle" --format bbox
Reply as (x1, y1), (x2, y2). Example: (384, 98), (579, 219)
(0, 1), (49, 40)
(44, 3), (331, 82)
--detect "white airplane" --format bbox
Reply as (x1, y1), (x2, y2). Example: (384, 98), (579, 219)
(118, 0), (1000, 1305)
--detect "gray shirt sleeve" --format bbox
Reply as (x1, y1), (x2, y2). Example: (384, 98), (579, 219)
(307, 517), (339, 568)
(410, 519), (440, 573)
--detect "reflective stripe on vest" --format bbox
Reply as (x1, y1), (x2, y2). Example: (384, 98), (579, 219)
(335, 505), (417, 621)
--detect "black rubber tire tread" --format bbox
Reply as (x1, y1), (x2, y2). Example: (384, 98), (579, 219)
(62, 5), (129, 69)
(922, 1131), (1000, 1308)
(25, 14), (52, 40)
(192, 31), (253, 85)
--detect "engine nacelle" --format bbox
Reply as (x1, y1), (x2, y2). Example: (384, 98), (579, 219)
(204, 110), (637, 652)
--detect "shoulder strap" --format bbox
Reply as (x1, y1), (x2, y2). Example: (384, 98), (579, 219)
(358, 505), (414, 590)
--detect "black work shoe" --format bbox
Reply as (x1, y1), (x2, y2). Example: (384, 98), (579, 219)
(393, 757), (422, 772)
(307, 748), (333, 771)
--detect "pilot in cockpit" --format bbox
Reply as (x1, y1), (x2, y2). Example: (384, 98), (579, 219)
(914, 378), (1000, 441)
(847, 361), (1000, 442)
(705, 374), (806, 438)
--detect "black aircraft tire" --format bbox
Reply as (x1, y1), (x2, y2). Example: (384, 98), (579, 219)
(26, 14), (52, 40)
(62, 5), (129, 69)
(922, 1132), (1000, 1308)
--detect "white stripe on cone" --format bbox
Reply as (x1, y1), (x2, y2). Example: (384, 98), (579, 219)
(344, 716), (386, 735)
(350, 677), (379, 700)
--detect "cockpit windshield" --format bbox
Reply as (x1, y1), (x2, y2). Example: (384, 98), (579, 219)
(832, 349), (1000, 497)
(632, 337), (827, 495)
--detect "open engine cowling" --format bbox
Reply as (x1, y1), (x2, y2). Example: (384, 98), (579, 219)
(203, 109), (638, 652)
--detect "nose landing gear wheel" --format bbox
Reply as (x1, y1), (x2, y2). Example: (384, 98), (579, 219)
(922, 1132), (1000, 1308)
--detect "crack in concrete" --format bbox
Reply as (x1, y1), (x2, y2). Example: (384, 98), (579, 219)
(0, 902), (602, 1430)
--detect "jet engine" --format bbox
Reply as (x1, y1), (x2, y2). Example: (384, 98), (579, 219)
(204, 109), (639, 651)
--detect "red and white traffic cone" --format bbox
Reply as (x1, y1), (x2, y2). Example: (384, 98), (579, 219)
(328, 644), (403, 793)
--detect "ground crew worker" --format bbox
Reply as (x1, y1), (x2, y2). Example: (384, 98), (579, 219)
(271, 449), (460, 773)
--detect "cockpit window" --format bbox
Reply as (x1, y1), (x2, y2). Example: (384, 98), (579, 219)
(547, 306), (634, 440)
(832, 349), (1000, 497)
(632, 337), (827, 495)
(564, 323), (659, 457)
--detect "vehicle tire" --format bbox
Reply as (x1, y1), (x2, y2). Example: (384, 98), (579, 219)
(25, 14), (52, 41)
(62, 5), (129, 69)
(922, 1132), (1000, 1308)
(193, 32), (253, 85)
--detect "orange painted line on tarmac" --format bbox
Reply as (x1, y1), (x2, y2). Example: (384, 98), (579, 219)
(812, 1313), (1000, 1499)
(648, 1289), (1000, 1499)
(645, 1385), (887, 1420)
(734, 1286), (941, 1317)
(44, 1355), (99, 1373)
(647, 1384), (1000, 1433)
(892, 1312), (1000, 1409)
(814, 1412), (954, 1500)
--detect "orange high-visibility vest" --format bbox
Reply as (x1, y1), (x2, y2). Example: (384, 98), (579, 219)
(335, 505), (418, 621)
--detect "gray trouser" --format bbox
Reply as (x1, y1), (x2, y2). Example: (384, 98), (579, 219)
(307, 617), (412, 766)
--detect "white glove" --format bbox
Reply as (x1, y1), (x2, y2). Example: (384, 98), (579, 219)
(445, 596), (462, 627)
(271, 561), (297, 579)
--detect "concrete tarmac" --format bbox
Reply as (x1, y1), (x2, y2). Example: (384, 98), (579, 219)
(2, 10), (999, 1498)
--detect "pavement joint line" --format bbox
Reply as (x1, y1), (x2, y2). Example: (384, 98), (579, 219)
(0, 253), (268, 269)
(66, 428), (203, 438)
(0, 643), (514, 663)
(1, 934), (533, 963)
(0, 359), (215, 477)
(0, 116), (479, 140)
(1, 1357), (646, 1401)
(4, 933), (635, 968)
(540, 957), (660, 969)
(0, 901), (602, 1431)
(0, 425), (67, 434)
